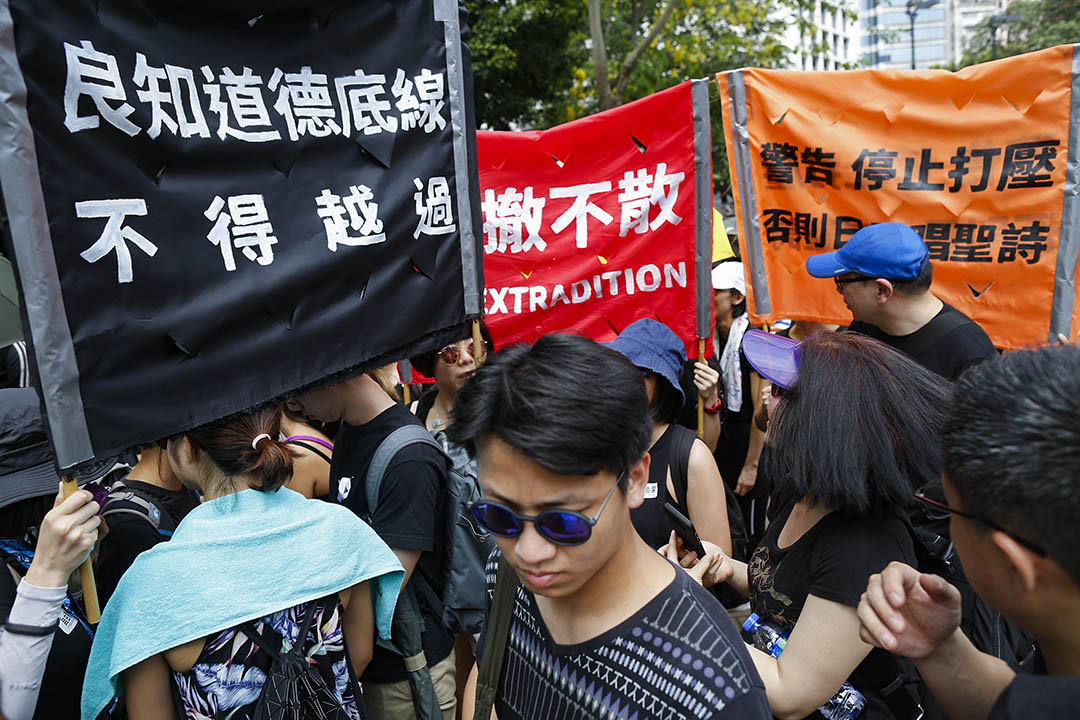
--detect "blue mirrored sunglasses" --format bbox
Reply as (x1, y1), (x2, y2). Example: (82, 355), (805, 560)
(468, 472), (625, 546)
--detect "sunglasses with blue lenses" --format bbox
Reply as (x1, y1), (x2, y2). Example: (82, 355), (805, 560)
(468, 472), (625, 546)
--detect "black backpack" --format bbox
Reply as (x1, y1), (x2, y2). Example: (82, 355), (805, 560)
(909, 481), (1036, 665)
(99, 478), (181, 539)
(239, 599), (357, 720)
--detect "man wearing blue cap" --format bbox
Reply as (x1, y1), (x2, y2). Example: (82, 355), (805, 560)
(805, 222), (995, 380)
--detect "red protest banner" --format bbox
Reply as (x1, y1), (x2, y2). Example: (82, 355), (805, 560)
(478, 80), (714, 358)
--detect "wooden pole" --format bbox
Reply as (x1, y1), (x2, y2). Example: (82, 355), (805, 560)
(472, 319), (485, 368)
(696, 338), (706, 440)
(402, 383), (411, 405)
(60, 475), (100, 623)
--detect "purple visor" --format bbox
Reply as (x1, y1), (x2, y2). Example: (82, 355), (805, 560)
(742, 329), (801, 389)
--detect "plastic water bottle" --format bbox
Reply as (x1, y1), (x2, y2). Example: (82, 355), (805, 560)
(742, 613), (866, 720)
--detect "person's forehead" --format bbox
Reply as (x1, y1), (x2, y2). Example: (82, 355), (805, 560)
(477, 437), (604, 507)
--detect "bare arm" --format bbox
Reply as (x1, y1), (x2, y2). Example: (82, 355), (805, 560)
(686, 439), (732, 556)
(392, 548), (422, 586)
(664, 537), (749, 596)
(736, 371), (767, 496)
(751, 595), (873, 720)
(340, 581), (375, 676)
(125, 653), (177, 720)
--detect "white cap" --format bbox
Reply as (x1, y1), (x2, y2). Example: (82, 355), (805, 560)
(711, 262), (746, 295)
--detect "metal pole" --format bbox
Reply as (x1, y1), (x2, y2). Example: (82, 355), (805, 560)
(909, 11), (917, 69)
(992, 25), (998, 59)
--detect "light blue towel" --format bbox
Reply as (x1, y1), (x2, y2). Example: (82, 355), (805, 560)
(82, 487), (404, 719)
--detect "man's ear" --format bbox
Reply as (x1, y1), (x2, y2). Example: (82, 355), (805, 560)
(992, 530), (1040, 595)
(731, 290), (746, 306)
(624, 453), (652, 510)
(874, 279), (895, 303)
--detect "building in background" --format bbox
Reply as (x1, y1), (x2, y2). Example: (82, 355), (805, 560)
(950, 0), (1007, 62)
(860, 0), (950, 69)
(783, 0), (861, 70)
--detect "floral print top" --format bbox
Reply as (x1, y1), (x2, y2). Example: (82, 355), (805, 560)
(170, 595), (362, 720)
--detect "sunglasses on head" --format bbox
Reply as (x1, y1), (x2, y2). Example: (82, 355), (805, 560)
(438, 341), (475, 365)
(468, 472), (625, 546)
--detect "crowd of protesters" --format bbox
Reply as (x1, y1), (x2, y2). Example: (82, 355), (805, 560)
(0, 220), (1077, 720)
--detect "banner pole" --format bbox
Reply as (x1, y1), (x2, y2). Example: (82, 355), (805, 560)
(696, 339), (706, 440)
(472, 319), (485, 368)
(60, 474), (100, 623)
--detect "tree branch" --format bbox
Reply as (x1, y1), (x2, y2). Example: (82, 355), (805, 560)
(614, 0), (678, 104)
(588, 0), (615, 110)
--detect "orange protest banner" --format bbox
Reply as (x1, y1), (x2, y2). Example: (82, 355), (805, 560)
(718, 45), (1080, 349)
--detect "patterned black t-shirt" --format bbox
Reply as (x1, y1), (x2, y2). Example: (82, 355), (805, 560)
(480, 551), (771, 720)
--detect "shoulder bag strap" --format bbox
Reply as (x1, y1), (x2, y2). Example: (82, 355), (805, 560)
(667, 427), (695, 516)
(286, 440), (332, 465)
(365, 424), (446, 516)
(240, 597), (322, 660)
(473, 558), (517, 720)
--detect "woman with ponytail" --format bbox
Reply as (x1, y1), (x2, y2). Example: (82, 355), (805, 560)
(81, 405), (404, 720)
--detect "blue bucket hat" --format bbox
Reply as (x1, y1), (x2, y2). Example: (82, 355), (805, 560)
(805, 222), (929, 280)
(605, 318), (687, 405)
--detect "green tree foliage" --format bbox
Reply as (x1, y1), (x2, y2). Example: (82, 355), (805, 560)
(465, 0), (588, 129)
(466, 0), (845, 194)
(957, 0), (1079, 67)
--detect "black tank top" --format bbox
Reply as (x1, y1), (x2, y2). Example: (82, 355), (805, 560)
(630, 424), (694, 549)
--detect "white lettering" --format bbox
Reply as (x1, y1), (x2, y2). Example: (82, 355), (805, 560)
(488, 286), (509, 314)
(551, 284), (570, 306)
(529, 285), (548, 312)
(571, 279), (592, 304)
(664, 261), (687, 288)
(601, 270), (621, 295)
(508, 286), (528, 313)
(637, 264), (661, 292)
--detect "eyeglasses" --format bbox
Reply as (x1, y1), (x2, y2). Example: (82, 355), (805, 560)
(770, 383), (788, 399)
(833, 275), (873, 292)
(468, 472), (625, 546)
(913, 485), (1047, 556)
(438, 341), (476, 365)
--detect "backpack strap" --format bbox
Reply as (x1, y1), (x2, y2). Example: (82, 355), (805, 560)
(898, 306), (969, 361)
(286, 440), (332, 465)
(240, 598), (322, 661)
(365, 424), (447, 516)
(473, 558), (517, 720)
(100, 481), (174, 537)
(667, 426), (695, 516)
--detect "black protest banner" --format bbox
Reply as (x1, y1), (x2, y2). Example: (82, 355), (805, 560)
(0, 0), (483, 469)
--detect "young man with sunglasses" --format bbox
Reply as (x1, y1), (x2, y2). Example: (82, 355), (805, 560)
(857, 345), (1080, 719)
(449, 333), (770, 720)
(806, 222), (995, 380)
(290, 370), (457, 719)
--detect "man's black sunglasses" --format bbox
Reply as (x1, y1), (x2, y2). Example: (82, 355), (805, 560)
(913, 486), (1046, 556)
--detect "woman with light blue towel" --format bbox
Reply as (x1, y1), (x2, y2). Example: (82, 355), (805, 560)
(81, 405), (405, 720)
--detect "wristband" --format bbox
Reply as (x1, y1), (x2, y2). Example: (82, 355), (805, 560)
(3, 620), (59, 636)
(703, 398), (723, 415)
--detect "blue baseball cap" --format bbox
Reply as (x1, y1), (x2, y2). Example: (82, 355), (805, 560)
(605, 318), (686, 405)
(805, 222), (929, 280)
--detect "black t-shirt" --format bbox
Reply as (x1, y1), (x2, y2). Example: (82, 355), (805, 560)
(330, 404), (453, 683)
(988, 648), (1080, 719)
(478, 550), (772, 720)
(96, 479), (201, 607)
(0, 545), (94, 720)
(847, 303), (997, 380)
(749, 501), (919, 719)
(630, 423), (695, 550)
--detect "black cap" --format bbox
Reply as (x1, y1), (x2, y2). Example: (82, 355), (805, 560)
(0, 388), (117, 509)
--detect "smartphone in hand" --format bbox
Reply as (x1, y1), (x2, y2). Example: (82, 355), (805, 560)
(663, 502), (707, 558)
